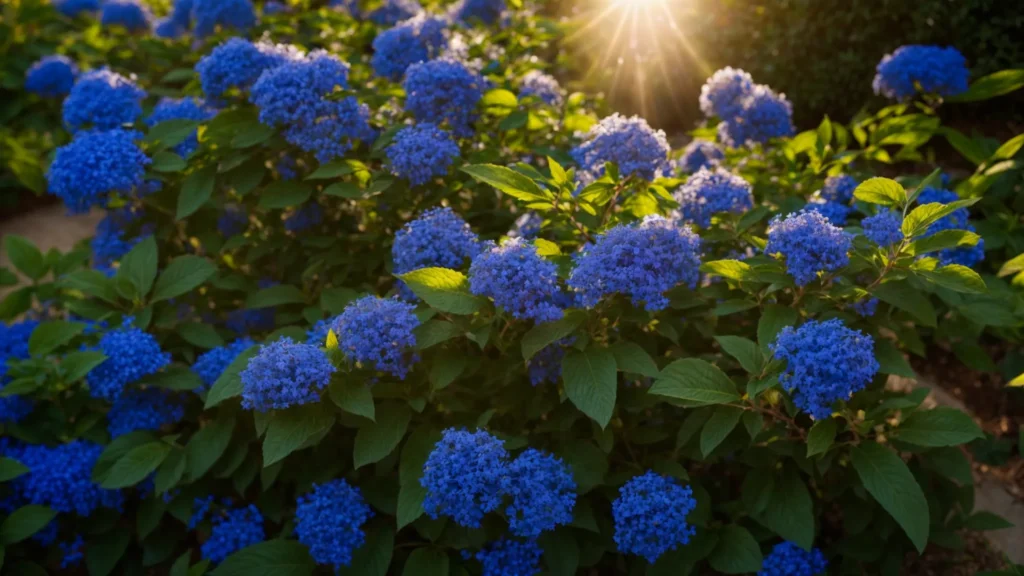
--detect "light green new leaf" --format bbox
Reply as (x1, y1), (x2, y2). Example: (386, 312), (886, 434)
(461, 164), (553, 202)
(854, 178), (906, 207)
(398, 268), (484, 315)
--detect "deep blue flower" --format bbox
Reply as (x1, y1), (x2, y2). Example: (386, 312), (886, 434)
(91, 206), (150, 266)
(200, 505), (265, 563)
(699, 67), (754, 120)
(421, 428), (509, 528)
(284, 203), (324, 233)
(86, 320), (171, 402)
(25, 55), (78, 97)
(452, 0), (505, 24)
(11, 440), (123, 515)
(503, 448), (576, 538)
(568, 215), (702, 311)
(475, 538), (542, 576)
(873, 45), (969, 101)
(520, 70), (563, 106)
(392, 206), (481, 299)
(820, 175), (857, 204)
(191, 0), (257, 38)
(295, 480), (374, 569)
(154, 0), (193, 37)
(100, 0), (152, 31)
(226, 308), (276, 334)
(612, 471), (697, 563)
(263, 0), (290, 15)
(372, 14), (449, 80)
(571, 113), (669, 183)
(62, 70), (146, 133)
(675, 167), (753, 227)
(329, 0), (360, 17)
(915, 187), (984, 267)
(107, 388), (185, 437)
(758, 541), (828, 576)
(154, 17), (185, 38)
(386, 123), (460, 186)
(196, 38), (301, 99)
(336, 296), (420, 379)
(188, 495), (217, 529)
(862, 211), (904, 247)
(239, 338), (335, 412)
(217, 205), (249, 237)
(852, 298), (878, 318)
(60, 536), (86, 569)
(772, 319), (879, 419)
(805, 200), (852, 226)
(47, 129), (150, 214)
(470, 238), (564, 323)
(1, 320), (39, 423)
(510, 212), (542, 239)
(676, 139), (724, 174)
(527, 340), (569, 386)
(718, 85), (794, 147)
(54, 0), (100, 17)
(765, 210), (851, 286)
(193, 338), (255, 389)
(404, 59), (485, 137)
(145, 97), (215, 157)
(306, 316), (340, 346)
(368, 0), (421, 26)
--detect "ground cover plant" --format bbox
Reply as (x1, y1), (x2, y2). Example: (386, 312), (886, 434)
(1, 0), (1023, 575)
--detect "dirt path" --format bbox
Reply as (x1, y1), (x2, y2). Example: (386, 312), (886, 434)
(0, 204), (102, 293)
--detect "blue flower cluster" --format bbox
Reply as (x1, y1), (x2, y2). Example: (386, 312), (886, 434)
(91, 207), (150, 266)
(421, 428), (509, 528)
(404, 59), (485, 137)
(62, 70), (146, 133)
(503, 448), (576, 538)
(295, 480), (373, 569)
(676, 139), (724, 174)
(758, 541), (828, 576)
(372, 14), (448, 80)
(196, 38), (301, 99)
(820, 175), (857, 204)
(284, 203), (324, 233)
(226, 307), (276, 334)
(386, 123), (460, 185)
(86, 320), (171, 401)
(527, 340), (569, 386)
(873, 45), (969, 101)
(25, 55), (78, 97)
(452, 0), (506, 24)
(862, 211), (904, 247)
(852, 298), (878, 318)
(192, 0), (256, 38)
(306, 316), (340, 346)
(612, 471), (697, 563)
(60, 536), (86, 569)
(336, 296), (419, 378)
(100, 0), (152, 31)
(805, 200), (852, 226)
(392, 207), (481, 298)
(569, 215), (702, 311)
(1, 320), (39, 423)
(717, 85), (795, 147)
(239, 338), (335, 411)
(146, 97), (215, 157)
(916, 187), (985, 267)
(765, 210), (851, 286)
(772, 319), (879, 419)
(520, 70), (563, 106)
(54, 0), (100, 17)
(263, 1), (289, 15)
(193, 338), (255, 389)
(217, 205), (249, 237)
(510, 212), (542, 239)
(153, 0), (193, 38)
(10, 440), (123, 515)
(107, 388), (185, 437)
(475, 539), (542, 576)
(699, 67), (754, 120)
(470, 238), (564, 323)
(675, 167), (753, 227)
(47, 129), (150, 214)
(200, 505), (265, 563)
(570, 113), (670, 183)
(368, 0), (422, 26)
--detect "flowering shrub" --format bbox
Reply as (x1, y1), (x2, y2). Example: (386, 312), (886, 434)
(1, 2), (1023, 576)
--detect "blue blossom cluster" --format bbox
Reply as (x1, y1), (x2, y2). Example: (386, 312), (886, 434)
(91, 206), (150, 266)
(527, 340), (569, 386)
(503, 449), (576, 538)
(765, 210), (851, 286)
(107, 388), (185, 437)
(217, 205), (249, 237)
(510, 212), (542, 239)
(676, 139), (724, 174)
(25, 55), (78, 97)
(153, 0), (194, 38)
(475, 539), (542, 576)
(100, 0), (152, 31)
(9, 440), (123, 515)
(54, 0), (100, 17)
(86, 320), (171, 401)
(805, 200), (852, 226)
(916, 188), (985, 267)
(192, 0), (257, 38)
(404, 59), (485, 137)
(196, 38), (301, 99)
(372, 14), (448, 80)
(1, 320), (39, 423)
(47, 129), (150, 214)
(470, 238), (564, 323)
(717, 85), (795, 147)
(569, 215), (702, 311)
(146, 97), (215, 157)
(820, 175), (857, 204)
(59, 536), (86, 569)
(239, 338), (335, 411)
(284, 203), (324, 233)
(386, 123), (460, 185)
(200, 505), (265, 563)
(570, 113), (670, 183)
(392, 206), (481, 298)
(852, 298), (878, 318)
(699, 67), (754, 120)
(862, 211), (904, 247)
(452, 0), (506, 25)
(192, 338), (255, 389)
(758, 542), (828, 576)
(421, 428), (509, 528)
(336, 296), (419, 378)
(772, 319), (879, 419)
(295, 480), (373, 569)
(368, 0), (422, 26)
(675, 167), (753, 227)
(62, 70), (146, 133)
(612, 471), (697, 563)
(873, 45), (969, 101)
(520, 70), (563, 106)
(306, 316), (340, 346)
(225, 307), (275, 334)
(263, 1), (290, 15)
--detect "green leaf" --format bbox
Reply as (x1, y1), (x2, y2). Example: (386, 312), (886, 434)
(714, 336), (763, 374)
(854, 178), (906, 207)
(538, 530), (580, 576)
(93, 432), (155, 484)
(997, 253), (1024, 278)
(263, 405), (335, 467)
(941, 128), (989, 165)
(708, 525), (763, 574)
(649, 359), (741, 405)
(908, 230), (980, 256)
(151, 256), (217, 302)
(62, 269), (119, 303)
(151, 151), (187, 172)
(305, 160), (356, 180)
(916, 264), (987, 294)
(178, 322), (225, 349)
(0, 506), (57, 544)
(210, 540), (315, 576)
(4, 235), (46, 281)
(205, 345), (259, 408)
(397, 268), (484, 315)
(561, 347), (618, 429)
(353, 403), (411, 469)
(258, 182), (314, 209)
(875, 339), (916, 378)
(991, 133), (1024, 162)
(0, 458), (29, 482)
(924, 447), (973, 485)
(185, 412), (235, 481)
(413, 320), (461, 350)
(143, 365), (204, 391)
(28, 320), (85, 356)
(757, 305), (798, 351)
(700, 406), (743, 456)
(963, 511), (1014, 531)
(396, 483), (427, 529)
(754, 467), (814, 550)
(850, 442), (930, 553)
(521, 310), (585, 361)
(428, 351), (466, 390)
(400, 548), (448, 576)
(481, 88), (518, 109)
(100, 442), (172, 489)
(329, 378), (375, 421)
(145, 118), (200, 149)
(177, 166), (216, 219)
(533, 238), (560, 256)
(609, 341), (659, 377)
(902, 199), (980, 238)
(231, 123), (275, 148)
(894, 407), (983, 447)
(871, 281), (937, 327)
(947, 69), (1024, 103)
(247, 285), (306, 308)
(700, 260), (754, 282)
(86, 526), (131, 576)
(118, 236), (159, 297)
(154, 450), (187, 495)
(461, 164), (553, 202)
(137, 496), (165, 540)
(337, 526), (393, 576)
(807, 418), (837, 457)
(320, 287), (359, 315)
(0, 288), (32, 321)
(61, 350), (108, 382)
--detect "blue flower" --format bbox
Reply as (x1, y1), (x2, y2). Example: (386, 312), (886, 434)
(873, 45), (969, 101)
(718, 85), (795, 147)
(852, 298), (878, 318)
(218, 205), (249, 237)
(196, 38), (301, 99)
(239, 338), (335, 412)
(11, 440), (123, 515)
(675, 167), (753, 227)
(805, 200), (852, 226)
(612, 471), (697, 563)
(154, 0), (193, 37)
(329, 0), (361, 17)
(25, 55), (78, 97)
(226, 308), (276, 334)
(91, 206), (150, 266)
(336, 296), (420, 379)
(452, 0), (505, 24)
(107, 388), (185, 437)
(520, 70), (563, 106)
(372, 14), (449, 80)
(915, 187), (984, 267)
(54, 0), (100, 17)
(820, 175), (857, 204)
(569, 215), (702, 311)
(60, 536), (86, 569)
(765, 210), (851, 286)
(191, 0), (257, 38)
(368, 0), (421, 26)
(404, 59), (485, 137)
(475, 539), (542, 576)
(392, 206), (481, 298)
(0, 395), (33, 424)
(306, 316), (340, 346)
(571, 113), (669, 183)
(47, 129), (150, 214)
(0, 320), (38, 423)
(100, 0), (152, 31)
(62, 70), (146, 133)
(193, 338), (255, 389)
(154, 17), (185, 38)
(527, 340), (569, 386)
(699, 67), (754, 120)
(87, 320), (171, 401)
(421, 428), (509, 528)
(146, 97), (215, 157)
(503, 448), (575, 538)
(200, 505), (265, 563)
(188, 495), (217, 529)
(772, 319), (879, 419)
(510, 212), (542, 239)
(295, 480), (374, 569)
(862, 211), (904, 247)
(386, 123), (460, 186)
(676, 139), (724, 174)
(284, 203), (324, 233)
(758, 541), (828, 576)
(470, 238), (565, 323)
(263, 1), (290, 15)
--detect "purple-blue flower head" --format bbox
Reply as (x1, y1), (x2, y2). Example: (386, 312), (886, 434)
(699, 67), (754, 120)
(821, 175), (857, 204)
(718, 85), (795, 147)
(54, 0), (100, 17)
(758, 541), (828, 576)
(510, 212), (542, 239)
(915, 187), (985, 267)
(386, 123), (460, 186)
(263, 0), (290, 15)
(403, 59), (485, 137)
(62, 70), (146, 133)
(862, 211), (904, 247)
(47, 129), (150, 214)
(674, 167), (753, 228)
(200, 505), (265, 563)
(873, 45), (969, 101)
(191, 0), (257, 38)
(392, 206), (481, 298)
(475, 539), (542, 576)
(239, 338), (335, 412)
(371, 14), (449, 80)
(470, 238), (564, 323)
(226, 307), (276, 334)
(520, 70), (563, 106)
(284, 203), (324, 233)
(25, 55), (78, 97)
(60, 536), (86, 570)
(87, 320), (171, 401)
(852, 298), (878, 318)
(452, 0), (506, 25)
(805, 200), (852, 226)
(107, 388), (185, 437)
(154, 0), (193, 37)
(218, 205), (249, 237)
(612, 471), (697, 563)
(571, 113), (669, 183)
(196, 38), (302, 99)
(336, 296), (419, 379)
(765, 210), (851, 286)
(0, 320), (38, 423)
(295, 480), (374, 569)
(145, 97), (215, 157)
(503, 448), (576, 538)
(527, 340), (569, 386)
(368, 0), (421, 26)
(676, 139), (724, 174)
(11, 440), (124, 515)
(92, 206), (150, 266)
(100, 0), (153, 31)
(421, 428), (509, 528)
(192, 338), (255, 389)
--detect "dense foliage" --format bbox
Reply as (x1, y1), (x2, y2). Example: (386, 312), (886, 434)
(1, 1), (1024, 575)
